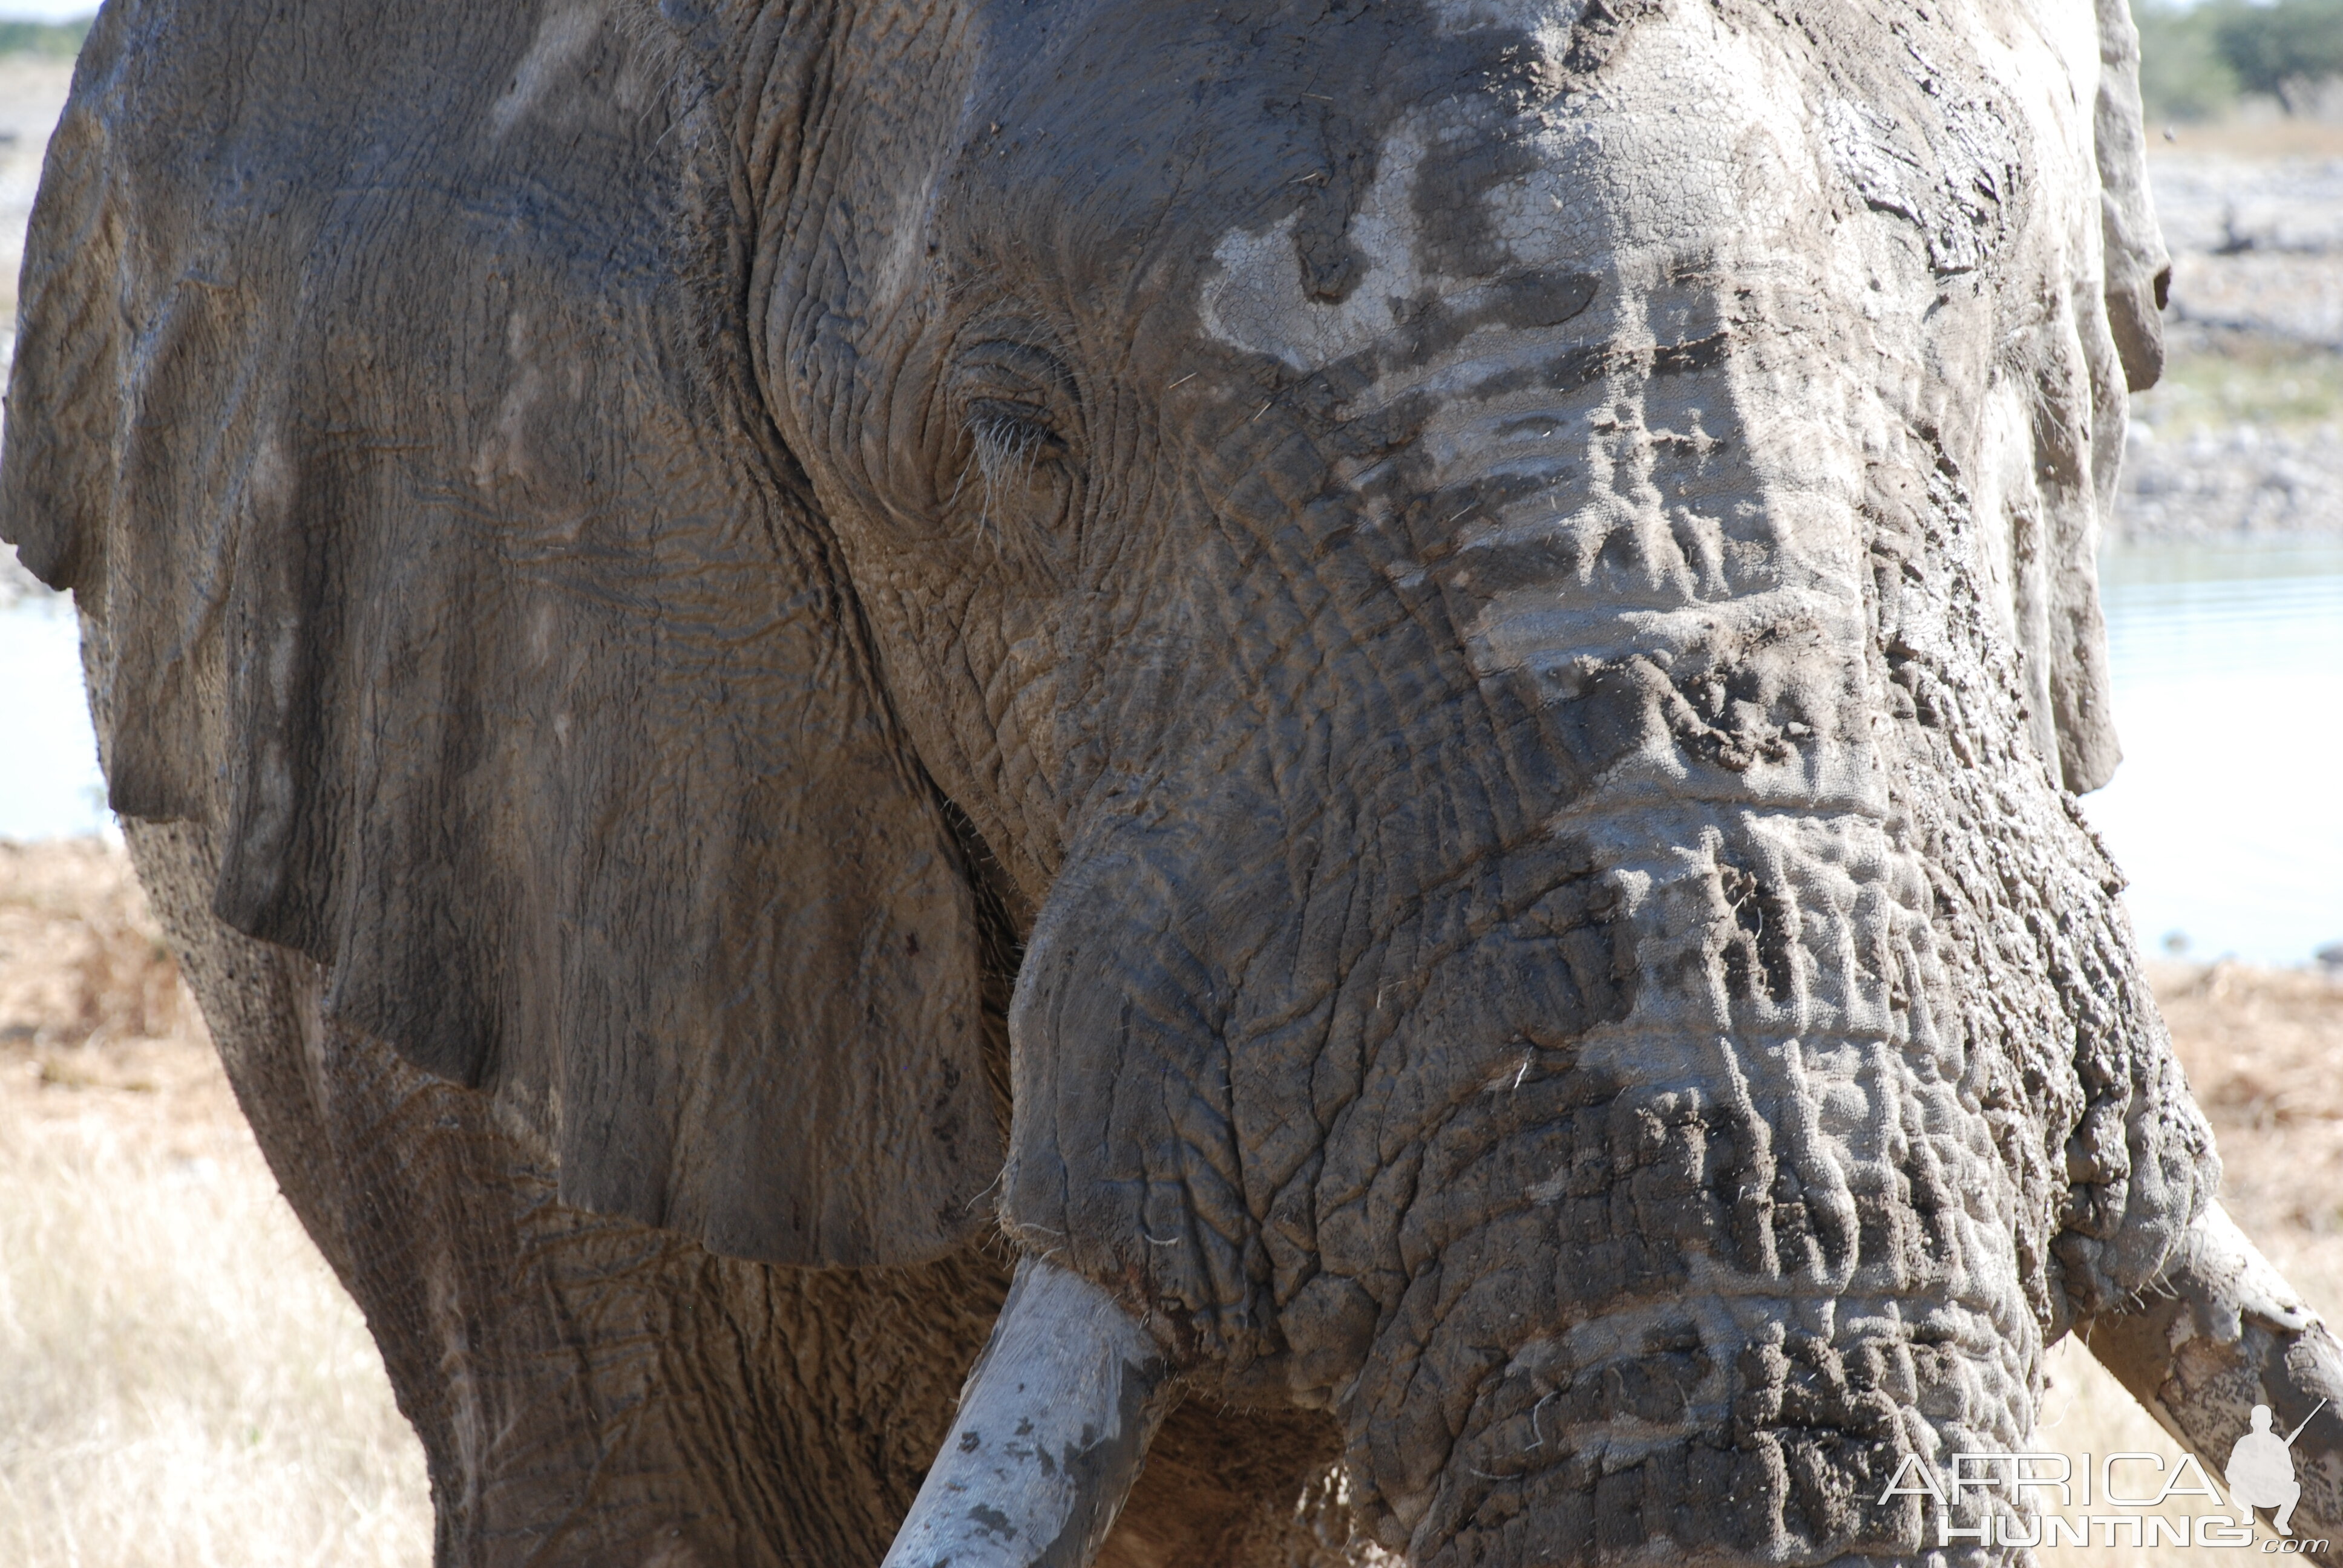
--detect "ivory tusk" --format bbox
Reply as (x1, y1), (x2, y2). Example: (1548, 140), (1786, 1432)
(2083, 1201), (2343, 1535)
(882, 1256), (1177, 1568)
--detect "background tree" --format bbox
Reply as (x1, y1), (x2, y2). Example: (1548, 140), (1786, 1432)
(2134, 0), (2343, 123)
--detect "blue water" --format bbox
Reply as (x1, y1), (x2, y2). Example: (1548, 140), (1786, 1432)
(2081, 541), (2343, 968)
(0, 589), (106, 839)
(3, 541), (2339, 964)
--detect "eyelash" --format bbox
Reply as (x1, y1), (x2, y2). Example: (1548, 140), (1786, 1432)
(968, 403), (1058, 479)
(955, 397), (1066, 535)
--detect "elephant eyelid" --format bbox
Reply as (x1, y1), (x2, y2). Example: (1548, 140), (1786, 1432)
(963, 397), (1065, 458)
(949, 339), (1080, 428)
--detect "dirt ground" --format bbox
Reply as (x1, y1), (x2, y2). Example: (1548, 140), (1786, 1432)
(2151, 960), (2343, 1246)
(4, 838), (2342, 1564)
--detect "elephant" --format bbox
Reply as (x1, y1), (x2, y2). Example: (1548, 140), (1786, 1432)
(5, 0), (2340, 1562)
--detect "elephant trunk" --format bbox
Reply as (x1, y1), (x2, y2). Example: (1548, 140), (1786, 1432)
(882, 1258), (1177, 1568)
(1012, 270), (2149, 1560)
(1004, 6), (2216, 1546)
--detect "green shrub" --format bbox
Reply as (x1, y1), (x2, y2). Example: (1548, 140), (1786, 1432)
(2137, 0), (2242, 123)
(2212, 0), (2343, 113)
(0, 18), (90, 58)
(2135, 0), (2343, 123)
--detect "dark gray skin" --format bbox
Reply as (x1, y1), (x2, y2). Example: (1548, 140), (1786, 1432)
(10, 0), (2343, 1563)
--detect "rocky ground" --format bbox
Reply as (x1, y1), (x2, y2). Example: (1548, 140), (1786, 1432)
(2117, 125), (2343, 541)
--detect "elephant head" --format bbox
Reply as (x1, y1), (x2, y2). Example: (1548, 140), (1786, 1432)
(5, 0), (2330, 1563)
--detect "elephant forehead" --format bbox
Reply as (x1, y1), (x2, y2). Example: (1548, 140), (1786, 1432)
(1196, 4), (1801, 372)
(1194, 0), (2097, 374)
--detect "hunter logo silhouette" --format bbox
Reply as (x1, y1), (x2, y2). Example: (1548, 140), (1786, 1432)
(2230, 1401), (2328, 1536)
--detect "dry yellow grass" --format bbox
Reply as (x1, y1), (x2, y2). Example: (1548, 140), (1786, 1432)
(2, 838), (2340, 1564)
(0, 839), (430, 1567)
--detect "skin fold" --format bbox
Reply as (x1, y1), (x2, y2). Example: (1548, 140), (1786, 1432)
(4, 0), (2336, 1563)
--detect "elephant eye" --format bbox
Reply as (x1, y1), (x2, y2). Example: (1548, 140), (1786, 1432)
(965, 397), (1067, 484)
(946, 340), (1083, 555)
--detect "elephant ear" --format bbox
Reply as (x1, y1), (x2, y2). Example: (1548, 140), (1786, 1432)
(2093, 0), (2172, 397)
(0, 0), (1001, 1267)
(2022, 0), (2171, 795)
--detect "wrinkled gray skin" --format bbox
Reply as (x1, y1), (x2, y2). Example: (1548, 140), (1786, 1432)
(8, 0), (2343, 1563)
